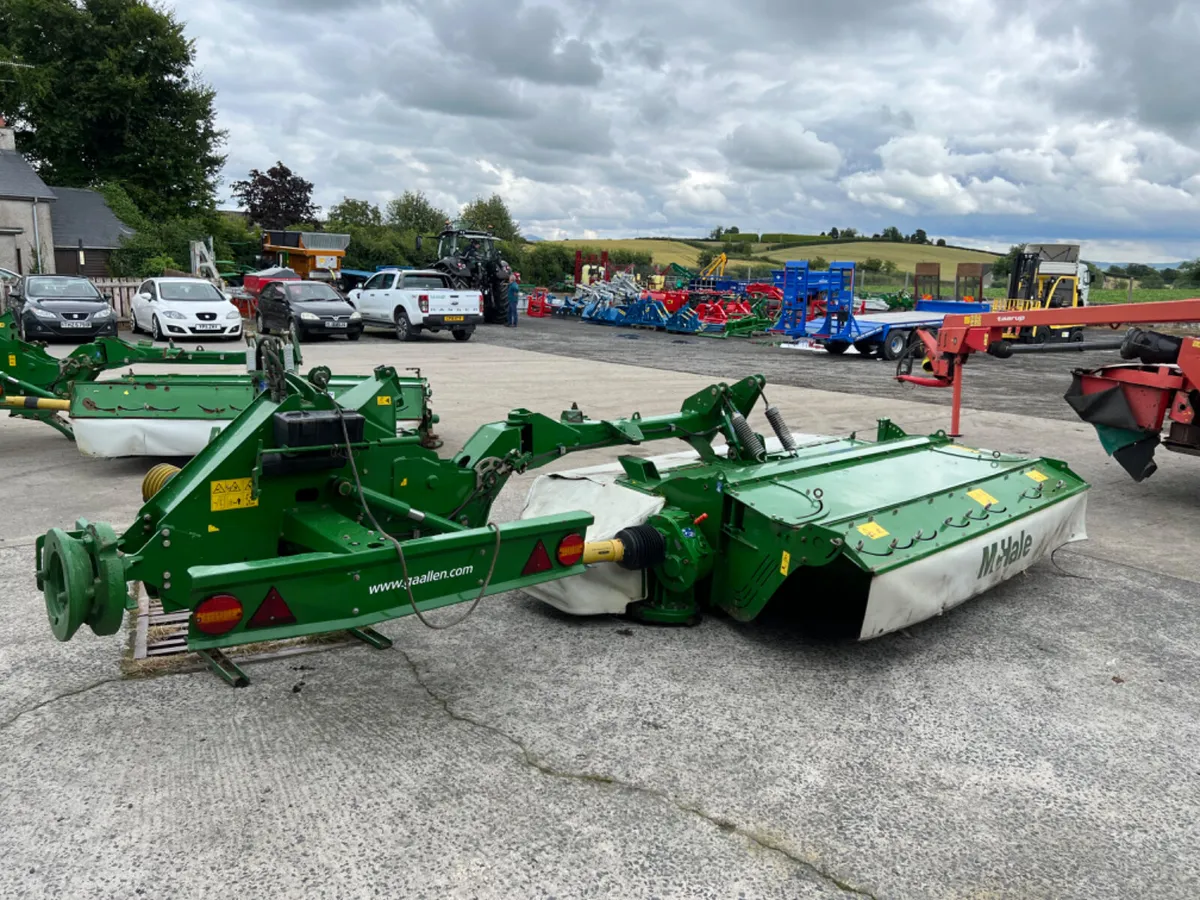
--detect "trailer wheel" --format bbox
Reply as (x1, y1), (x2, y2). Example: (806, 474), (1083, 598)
(853, 340), (877, 358)
(824, 341), (850, 355)
(882, 330), (910, 361)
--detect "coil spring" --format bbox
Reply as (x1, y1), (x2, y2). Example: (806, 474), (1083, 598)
(764, 406), (797, 453)
(730, 411), (766, 460)
(142, 463), (181, 502)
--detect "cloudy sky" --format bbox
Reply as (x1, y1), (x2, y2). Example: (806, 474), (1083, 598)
(167, 0), (1199, 262)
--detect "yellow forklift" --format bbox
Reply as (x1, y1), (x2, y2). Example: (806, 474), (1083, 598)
(992, 243), (1090, 342)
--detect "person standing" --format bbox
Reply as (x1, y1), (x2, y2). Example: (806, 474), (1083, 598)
(507, 273), (520, 327)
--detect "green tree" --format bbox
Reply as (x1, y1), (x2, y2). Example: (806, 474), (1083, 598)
(386, 190), (447, 234)
(860, 257), (884, 273)
(326, 197), (381, 229)
(1180, 260), (1200, 286)
(231, 162), (317, 229)
(841, 227), (858, 239)
(0, 0), (225, 219)
(910, 228), (928, 244)
(990, 244), (1027, 279)
(709, 226), (724, 240)
(1105, 265), (1128, 278)
(936, 238), (947, 247)
(881, 226), (904, 242)
(881, 260), (899, 277)
(808, 255), (829, 270)
(696, 249), (715, 270)
(829, 227), (840, 239)
(1137, 270), (1164, 289)
(1161, 267), (1180, 284)
(459, 194), (520, 241)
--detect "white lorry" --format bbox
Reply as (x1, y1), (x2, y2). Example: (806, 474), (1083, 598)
(346, 269), (483, 342)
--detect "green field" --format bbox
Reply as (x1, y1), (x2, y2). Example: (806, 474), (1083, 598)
(1087, 287), (1200, 304)
(761, 242), (999, 273)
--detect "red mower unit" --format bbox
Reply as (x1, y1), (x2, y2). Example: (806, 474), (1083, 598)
(896, 299), (1200, 480)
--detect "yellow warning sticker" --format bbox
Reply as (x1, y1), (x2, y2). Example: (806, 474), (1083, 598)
(780, 550), (791, 577)
(207, 524), (220, 533)
(210, 478), (258, 512)
(376, 395), (393, 406)
(857, 522), (890, 540)
(950, 444), (980, 454)
(966, 314), (982, 326)
(1026, 470), (1048, 483)
(7, 354), (15, 367)
(968, 488), (999, 507)
(399, 477), (408, 488)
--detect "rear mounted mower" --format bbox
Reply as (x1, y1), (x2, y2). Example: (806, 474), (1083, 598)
(35, 371), (1088, 684)
(0, 310), (439, 456)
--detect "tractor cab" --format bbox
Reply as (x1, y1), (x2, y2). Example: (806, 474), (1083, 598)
(437, 229), (500, 263)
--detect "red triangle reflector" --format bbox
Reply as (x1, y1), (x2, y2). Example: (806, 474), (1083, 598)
(248, 586), (297, 629)
(522, 540), (553, 576)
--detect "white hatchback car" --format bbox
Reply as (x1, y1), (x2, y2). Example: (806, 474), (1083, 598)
(130, 277), (244, 341)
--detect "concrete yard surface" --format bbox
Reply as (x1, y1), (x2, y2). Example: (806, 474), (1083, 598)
(1, 325), (1197, 898)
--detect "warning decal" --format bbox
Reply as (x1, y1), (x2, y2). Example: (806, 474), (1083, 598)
(968, 488), (999, 507)
(210, 477), (259, 512)
(780, 550), (791, 577)
(857, 522), (890, 540)
(1026, 470), (1048, 483)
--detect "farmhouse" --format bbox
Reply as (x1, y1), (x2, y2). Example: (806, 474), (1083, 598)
(0, 117), (132, 277)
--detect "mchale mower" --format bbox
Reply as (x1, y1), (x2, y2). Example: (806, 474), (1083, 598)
(36, 367), (1087, 685)
(897, 299), (1200, 481)
(0, 309), (439, 457)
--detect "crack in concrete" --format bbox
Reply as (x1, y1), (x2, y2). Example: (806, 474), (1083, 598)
(0, 677), (122, 732)
(395, 647), (877, 898)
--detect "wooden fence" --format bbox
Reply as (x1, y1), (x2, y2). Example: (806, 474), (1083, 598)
(93, 279), (142, 320)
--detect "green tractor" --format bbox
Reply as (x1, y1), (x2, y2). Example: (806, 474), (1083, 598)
(424, 225), (513, 325)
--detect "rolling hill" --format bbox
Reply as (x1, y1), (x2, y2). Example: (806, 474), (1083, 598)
(760, 242), (1000, 273)
(541, 238), (999, 275)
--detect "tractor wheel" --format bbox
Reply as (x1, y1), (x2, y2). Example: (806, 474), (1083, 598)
(825, 341), (850, 355)
(395, 310), (416, 342)
(882, 330), (910, 361)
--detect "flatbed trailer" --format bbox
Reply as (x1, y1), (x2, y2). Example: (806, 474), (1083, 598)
(799, 300), (991, 360)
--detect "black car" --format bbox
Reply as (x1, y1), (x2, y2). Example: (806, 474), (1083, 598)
(255, 281), (363, 341)
(12, 275), (118, 341)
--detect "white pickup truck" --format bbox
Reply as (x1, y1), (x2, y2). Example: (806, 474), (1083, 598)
(346, 269), (483, 342)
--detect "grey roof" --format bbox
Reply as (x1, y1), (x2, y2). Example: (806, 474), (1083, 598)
(0, 149), (55, 200)
(49, 187), (134, 250)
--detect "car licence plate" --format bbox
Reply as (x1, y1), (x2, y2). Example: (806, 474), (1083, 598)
(326, 320), (347, 328)
(444, 315), (464, 322)
(194, 324), (222, 331)
(60, 321), (90, 329)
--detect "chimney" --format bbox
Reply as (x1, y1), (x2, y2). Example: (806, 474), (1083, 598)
(0, 116), (13, 151)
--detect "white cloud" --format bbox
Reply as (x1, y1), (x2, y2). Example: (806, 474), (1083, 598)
(162, 0), (1200, 259)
